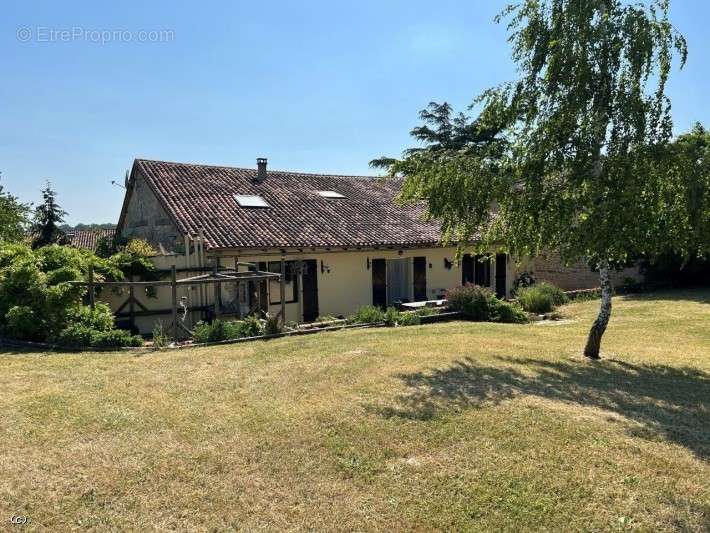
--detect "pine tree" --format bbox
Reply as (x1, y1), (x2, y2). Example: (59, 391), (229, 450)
(32, 182), (68, 248)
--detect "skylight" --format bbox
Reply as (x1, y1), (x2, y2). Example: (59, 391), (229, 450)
(234, 194), (270, 208)
(317, 190), (346, 199)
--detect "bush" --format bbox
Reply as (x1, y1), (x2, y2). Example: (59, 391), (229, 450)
(4, 306), (43, 341)
(413, 306), (438, 317)
(53, 324), (143, 348)
(240, 315), (265, 337)
(52, 323), (95, 347)
(446, 284), (495, 320)
(348, 305), (386, 324)
(447, 284), (528, 323)
(90, 329), (143, 348)
(395, 311), (422, 326)
(0, 241), (152, 348)
(517, 282), (568, 313)
(264, 314), (282, 335)
(192, 317), (265, 344)
(66, 303), (115, 332)
(152, 322), (170, 349)
(123, 238), (156, 257)
(489, 299), (529, 323)
(512, 271), (536, 295)
(193, 320), (235, 343)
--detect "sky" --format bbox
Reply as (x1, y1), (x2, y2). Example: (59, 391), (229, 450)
(2, 1), (709, 225)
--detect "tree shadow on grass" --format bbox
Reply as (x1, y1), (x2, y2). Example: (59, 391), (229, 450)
(618, 288), (710, 304)
(374, 356), (710, 459)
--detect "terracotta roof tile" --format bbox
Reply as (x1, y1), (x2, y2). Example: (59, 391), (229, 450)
(68, 228), (116, 251)
(134, 159), (442, 250)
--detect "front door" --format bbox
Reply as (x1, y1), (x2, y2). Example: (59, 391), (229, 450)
(495, 253), (507, 298)
(302, 259), (319, 322)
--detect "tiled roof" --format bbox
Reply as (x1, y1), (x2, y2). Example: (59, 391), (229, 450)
(68, 228), (116, 251)
(133, 159), (443, 250)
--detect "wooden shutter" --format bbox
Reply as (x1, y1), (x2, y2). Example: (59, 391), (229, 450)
(462, 254), (474, 285)
(371, 259), (387, 308)
(413, 257), (427, 301)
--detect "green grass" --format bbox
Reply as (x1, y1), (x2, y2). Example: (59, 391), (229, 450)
(1, 289), (709, 531)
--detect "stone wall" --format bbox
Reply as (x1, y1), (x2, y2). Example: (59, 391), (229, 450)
(516, 251), (642, 291)
(120, 172), (181, 252)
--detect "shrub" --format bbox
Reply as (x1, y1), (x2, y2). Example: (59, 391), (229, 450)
(537, 282), (568, 307)
(53, 324), (143, 348)
(66, 303), (115, 332)
(0, 241), (154, 348)
(446, 284), (495, 320)
(192, 317), (265, 344)
(512, 271), (536, 295)
(152, 322), (170, 349)
(4, 306), (43, 341)
(123, 238), (156, 257)
(395, 311), (422, 326)
(90, 329), (143, 348)
(489, 299), (529, 323)
(447, 284), (528, 323)
(517, 282), (568, 314)
(53, 323), (95, 347)
(264, 314), (282, 335)
(413, 306), (438, 317)
(193, 320), (234, 343)
(348, 305), (386, 324)
(240, 315), (265, 337)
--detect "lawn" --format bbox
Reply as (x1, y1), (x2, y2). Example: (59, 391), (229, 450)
(1, 290), (709, 531)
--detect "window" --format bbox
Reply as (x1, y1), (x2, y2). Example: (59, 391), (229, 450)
(234, 194), (270, 208)
(267, 261), (299, 304)
(316, 190), (346, 199)
(462, 254), (491, 287)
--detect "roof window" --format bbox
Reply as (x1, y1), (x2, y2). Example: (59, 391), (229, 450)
(316, 190), (346, 199)
(234, 194), (270, 208)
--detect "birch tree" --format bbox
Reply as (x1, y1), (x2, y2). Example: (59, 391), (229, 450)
(373, 0), (691, 359)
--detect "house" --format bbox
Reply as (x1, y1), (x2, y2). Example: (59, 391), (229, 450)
(114, 158), (640, 329)
(67, 228), (116, 252)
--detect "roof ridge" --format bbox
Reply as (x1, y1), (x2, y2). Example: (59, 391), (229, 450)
(135, 158), (387, 180)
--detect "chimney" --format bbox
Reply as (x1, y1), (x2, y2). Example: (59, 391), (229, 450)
(255, 158), (267, 182)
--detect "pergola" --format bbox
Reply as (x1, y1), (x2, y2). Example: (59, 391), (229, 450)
(72, 261), (287, 338)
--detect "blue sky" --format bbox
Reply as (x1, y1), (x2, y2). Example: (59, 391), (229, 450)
(2, 1), (709, 224)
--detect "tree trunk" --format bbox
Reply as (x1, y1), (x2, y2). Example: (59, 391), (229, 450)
(584, 260), (613, 359)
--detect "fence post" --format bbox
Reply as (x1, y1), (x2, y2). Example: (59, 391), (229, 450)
(213, 259), (220, 319)
(280, 258), (286, 325)
(171, 265), (178, 339)
(88, 265), (95, 310)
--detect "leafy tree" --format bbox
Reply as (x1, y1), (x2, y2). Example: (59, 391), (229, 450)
(31, 182), (69, 248)
(662, 123), (710, 255)
(0, 173), (30, 242)
(0, 242), (142, 347)
(374, 0), (695, 359)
